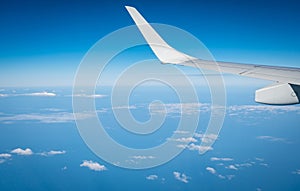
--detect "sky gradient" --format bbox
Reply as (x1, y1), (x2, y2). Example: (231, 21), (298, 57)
(0, 0), (300, 86)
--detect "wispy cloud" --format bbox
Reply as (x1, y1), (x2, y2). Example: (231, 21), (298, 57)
(0, 153), (12, 164)
(173, 130), (190, 134)
(0, 111), (94, 124)
(194, 133), (218, 144)
(187, 143), (213, 153)
(206, 166), (233, 180)
(131, 155), (155, 160)
(80, 160), (107, 171)
(22, 92), (56, 97)
(0, 153), (12, 158)
(173, 137), (197, 143)
(256, 136), (288, 143)
(11, 148), (33, 155)
(210, 157), (233, 162)
(292, 169), (300, 175)
(71, 94), (107, 98)
(39, 150), (66, 156)
(150, 102), (210, 116)
(228, 105), (300, 114)
(173, 171), (190, 183)
(177, 143), (213, 153)
(146, 175), (158, 180)
(0, 91), (57, 97)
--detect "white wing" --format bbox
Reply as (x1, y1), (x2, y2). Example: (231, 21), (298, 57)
(125, 6), (300, 105)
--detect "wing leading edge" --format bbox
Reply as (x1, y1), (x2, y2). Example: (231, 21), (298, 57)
(125, 6), (300, 105)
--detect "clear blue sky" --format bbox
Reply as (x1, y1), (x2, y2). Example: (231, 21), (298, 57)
(0, 0), (300, 86)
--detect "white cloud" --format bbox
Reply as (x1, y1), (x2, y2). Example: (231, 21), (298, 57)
(173, 171), (190, 183)
(210, 157), (233, 162)
(0, 159), (5, 164)
(39, 150), (66, 156)
(174, 137), (197, 143)
(112, 105), (137, 110)
(0, 111), (93, 124)
(206, 167), (217, 174)
(11, 148), (33, 155)
(16, 91), (56, 97)
(80, 160), (107, 171)
(256, 136), (287, 142)
(71, 94), (106, 98)
(259, 163), (268, 167)
(62, 166), (67, 171)
(187, 143), (213, 153)
(150, 102), (210, 116)
(174, 130), (190, 134)
(131, 155), (155, 160)
(146, 175), (158, 180)
(292, 169), (300, 175)
(255, 157), (264, 162)
(228, 105), (300, 114)
(206, 166), (235, 180)
(227, 175), (235, 180)
(194, 133), (218, 144)
(226, 165), (238, 170)
(0, 153), (12, 158)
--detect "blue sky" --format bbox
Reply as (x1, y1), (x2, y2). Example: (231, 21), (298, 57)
(0, 0), (300, 86)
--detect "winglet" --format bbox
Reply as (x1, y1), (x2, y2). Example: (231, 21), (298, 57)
(125, 6), (195, 64)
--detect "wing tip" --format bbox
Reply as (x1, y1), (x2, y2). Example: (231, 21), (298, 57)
(125, 6), (136, 11)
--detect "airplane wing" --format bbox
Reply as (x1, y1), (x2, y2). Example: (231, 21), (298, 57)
(125, 6), (300, 105)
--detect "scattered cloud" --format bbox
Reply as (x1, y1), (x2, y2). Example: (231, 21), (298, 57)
(80, 160), (107, 171)
(255, 157), (264, 162)
(194, 133), (218, 144)
(39, 150), (66, 156)
(259, 163), (268, 167)
(146, 175), (158, 180)
(187, 143), (213, 153)
(206, 167), (217, 174)
(0, 153), (12, 164)
(22, 92), (56, 97)
(131, 155), (155, 160)
(0, 111), (94, 124)
(227, 175), (235, 180)
(0, 91), (57, 97)
(226, 165), (238, 170)
(206, 166), (233, 180)
(173, 171), (190, 183)
(228, 105), (300, 114)
(0, 153), (12, 158)
(174, 130), (190, 134)
(292, 169), (300, 175)
(235, 163), (253, 168)
(112, 105), (137, 110)
(150, 102), (210, 116)
(256, 136), (288, 143)
(174, 137), (197, 143)
(11, 148), (33, 156)
(62, 166), (67, 171)
(210, 157), (233, 162)
(71, 94), (107, 98)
